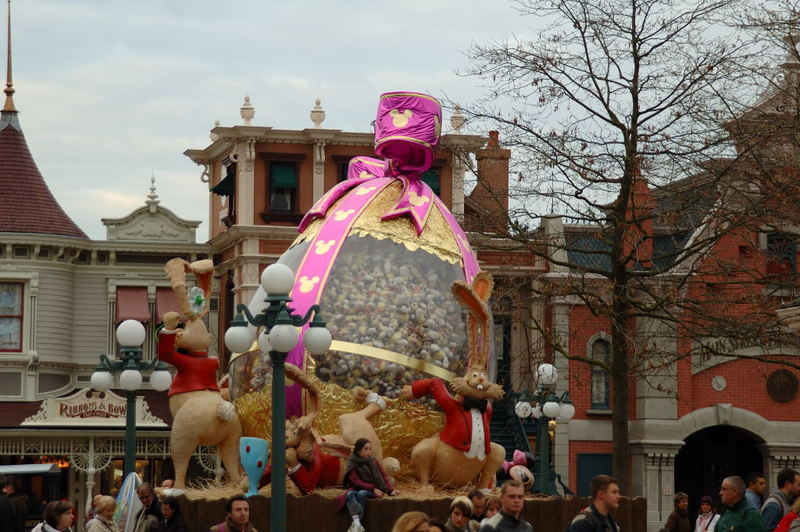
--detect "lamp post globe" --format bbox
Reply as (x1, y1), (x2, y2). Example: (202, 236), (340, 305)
(542, 400), (561, 418)
(119, 369), (143, 391)
(537, 363), (558, 387)
(117, 320), (146, 347)
(269, 323), (299, 353)
(258, 330), (273, 354)
(91, 371), (113, 390)
(531, 404), (543, 419)
(558, 401), (576, 420)
(303, 326), (332, 355)
(225, 325), (255, 354)
(515, 401), (533, 418)
(261, 263), (295, 294)
(150, 370), (173, 392)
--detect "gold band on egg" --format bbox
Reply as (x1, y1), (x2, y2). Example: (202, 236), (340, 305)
(329, 340), (456, 381)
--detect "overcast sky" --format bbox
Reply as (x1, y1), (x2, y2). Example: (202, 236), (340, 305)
(9, 0), (533, 240)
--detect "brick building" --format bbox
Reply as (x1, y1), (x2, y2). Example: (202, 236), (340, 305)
(534, 40), (800, 532)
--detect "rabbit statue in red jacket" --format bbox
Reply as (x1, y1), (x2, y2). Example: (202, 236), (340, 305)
(400, 271), (506, 488)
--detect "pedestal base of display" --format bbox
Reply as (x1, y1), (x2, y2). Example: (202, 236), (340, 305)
(173, 492), (646, 532)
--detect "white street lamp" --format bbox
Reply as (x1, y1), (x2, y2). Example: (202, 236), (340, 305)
(258, 330), (273, 354)
(303, 323), (332, 355)
(91, 320), (171, 479)
(261, 263), (295, 294)
(90, 370), (113, 390)
(558, 401), (576, 420)
(269, 322), (299, 353)
(225, 263), (333, 532)
(515, 401), (533, 418)
(537, 363), (558, 387)
(542, 399), (561, 418)
(116, 319), (146, 347)
(225, 325), (255, 353)
(150, 369), (173, 392)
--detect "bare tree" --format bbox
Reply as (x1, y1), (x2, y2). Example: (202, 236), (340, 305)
(458, 0), (800, 492)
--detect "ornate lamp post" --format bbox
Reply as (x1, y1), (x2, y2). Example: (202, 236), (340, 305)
(513, 362), (575, 495)
(224, 263), (332, 532)
(90, 319), (173, 478)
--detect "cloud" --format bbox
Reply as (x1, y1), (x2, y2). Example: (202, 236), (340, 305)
(7, 0), (531, 240)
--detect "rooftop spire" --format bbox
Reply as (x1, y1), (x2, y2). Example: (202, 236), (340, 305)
(2, 0), (15, 113)
(146, 173), (160, 212)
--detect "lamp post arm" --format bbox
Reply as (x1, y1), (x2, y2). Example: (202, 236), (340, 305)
(236, 303), (268, 328)
(140, 358), (165, 372)
(97, 354), (119, 372)
(289, 305), (321, 327)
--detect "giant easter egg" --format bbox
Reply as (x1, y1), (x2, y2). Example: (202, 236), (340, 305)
(229, 92), (488, 425)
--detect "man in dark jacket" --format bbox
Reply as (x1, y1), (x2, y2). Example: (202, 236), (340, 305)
(567, 475), (621, 532)
(717, 476), (767, 532)
(134, 483), (162, 532)
(479, 479), (533, 532)
(0, 485), (18, 532)
(761, 469), (800, 532)
(666, 492), (691, 532)
(3, 480), (27, 532)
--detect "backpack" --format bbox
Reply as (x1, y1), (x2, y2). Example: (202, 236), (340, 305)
(566, 508), (599, 532)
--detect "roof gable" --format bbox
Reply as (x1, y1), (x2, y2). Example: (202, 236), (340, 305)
(102, 202), (201, 243)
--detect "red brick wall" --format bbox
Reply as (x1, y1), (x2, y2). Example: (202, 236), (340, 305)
(569, 440), (614, 490)
(688, 358), (800, 421)
(568, 305), (611, 420)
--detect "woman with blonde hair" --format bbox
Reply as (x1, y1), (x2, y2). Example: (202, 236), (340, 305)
(392, 511), (430, 532)
(86, 496), (115, 532)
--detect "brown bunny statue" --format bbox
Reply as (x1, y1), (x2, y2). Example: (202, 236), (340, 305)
(158, 258), (242, 490)
(400, 271), (506, 488)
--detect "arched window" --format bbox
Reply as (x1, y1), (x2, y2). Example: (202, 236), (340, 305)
(590, 338), (611, 409)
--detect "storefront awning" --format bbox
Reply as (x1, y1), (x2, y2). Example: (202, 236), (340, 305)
(0, 464), (60, 475)
(116, 287), (150, 323)
(210, 173), (234, 196)
(156, 287), (180, 322)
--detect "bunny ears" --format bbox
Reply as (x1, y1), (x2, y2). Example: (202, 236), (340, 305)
(451, 271), (494, 370)
(164, 258), (214, 319)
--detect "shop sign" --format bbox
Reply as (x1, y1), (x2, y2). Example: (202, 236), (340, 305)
(22, 389), (167, 427)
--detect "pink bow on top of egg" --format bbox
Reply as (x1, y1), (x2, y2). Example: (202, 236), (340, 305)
(299, 91), (441, 236)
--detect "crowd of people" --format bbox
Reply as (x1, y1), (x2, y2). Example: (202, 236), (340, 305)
(663, 469), (800, 532)
(9, 458), (799, 532)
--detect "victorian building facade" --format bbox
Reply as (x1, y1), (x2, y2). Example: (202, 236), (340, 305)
(0, 73), (218, 525)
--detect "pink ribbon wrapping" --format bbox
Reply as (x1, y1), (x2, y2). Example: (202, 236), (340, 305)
(282, 92), (478, 417)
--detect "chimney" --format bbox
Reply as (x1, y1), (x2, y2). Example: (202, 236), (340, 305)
(470, 131), (510, 229)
